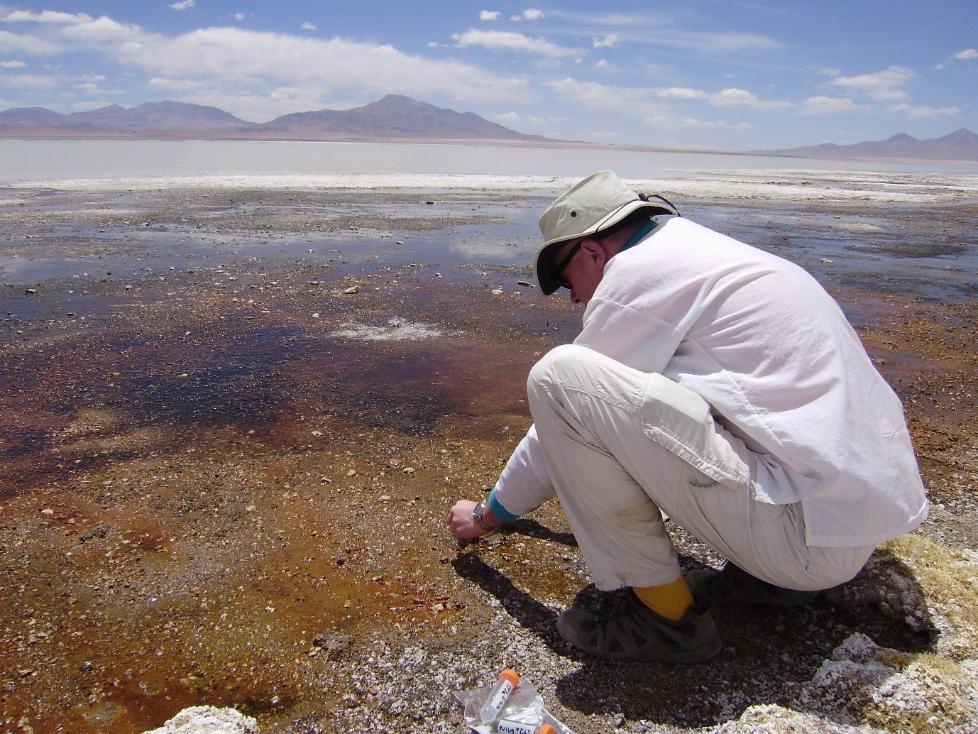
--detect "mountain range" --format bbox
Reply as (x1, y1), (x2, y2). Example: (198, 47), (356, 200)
(762, 129), (978, 162)
(1, 95), (976, 160)
(0, 95), (546, 143)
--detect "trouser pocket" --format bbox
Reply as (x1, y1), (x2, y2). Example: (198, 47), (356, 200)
(640, 374), (752, 493)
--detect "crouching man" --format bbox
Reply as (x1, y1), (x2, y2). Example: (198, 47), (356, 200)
(449, 171), (927, 663)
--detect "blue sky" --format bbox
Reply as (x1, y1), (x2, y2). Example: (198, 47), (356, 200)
(0, 1), (975, 149)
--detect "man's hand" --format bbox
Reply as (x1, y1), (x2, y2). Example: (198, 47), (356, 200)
(448, 499), (501, 540)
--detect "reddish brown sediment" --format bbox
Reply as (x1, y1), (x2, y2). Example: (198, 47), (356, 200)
(0, 187), (975, 733)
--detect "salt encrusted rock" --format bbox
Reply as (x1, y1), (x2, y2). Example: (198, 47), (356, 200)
(142, 706), (258, 734)
(800, 633), (901, 721)
(822, 549), (932, 633)
(715, 703), (880, 733)
(798, 633), (978, 733)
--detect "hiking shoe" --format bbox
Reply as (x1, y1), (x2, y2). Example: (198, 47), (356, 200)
(556, 589), (722, 663)
(688, 563), (820, 609)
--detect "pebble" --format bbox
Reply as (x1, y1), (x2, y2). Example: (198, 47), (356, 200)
(343, 286), (360, 295)
(41, 508), (54, 516)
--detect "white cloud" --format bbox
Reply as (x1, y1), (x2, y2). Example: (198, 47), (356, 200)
(479, 10), (500, 21)
(708, 87), (791, 110)
(644, 112), (751, 131)
(452, 29), (576, 57)
(59, 16), (143, 43)
(169, 0), (195, 10)
(656, 86), (708, 100)
(510, 9), (544, 22)
(592, 34), (617, 49)
(301, 22), (317, 31)
(494, 111), (522, 122)
(594, 59), (609, 69)
(544, 77), (652, 108)
(647, 30), (782, 54)
(0, 29), (60, 54)
(0, 72), (56, 88)
(491, 110), (553, 126)
(1, 10), (92, 23)
(830, 65), (914, 102)
(52, 21), (530, 118)
(0, 58), (26, 67)
(889, 102), (959, 118)
(953, 48), (977, 61)
(540, 10), (783, 54)
(653, 84), (790, 110)
(801, 96), (860, 114)
(546, 78), (785, 123)
(233, 13), (245, 22)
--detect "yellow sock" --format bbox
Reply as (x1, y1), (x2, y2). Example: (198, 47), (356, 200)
(633, 576), (693, 621)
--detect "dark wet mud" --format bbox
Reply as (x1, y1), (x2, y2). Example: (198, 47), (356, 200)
(0, 186), (975, 733)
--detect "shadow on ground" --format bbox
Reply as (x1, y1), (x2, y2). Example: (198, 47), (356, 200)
(454, 539), (937, 729)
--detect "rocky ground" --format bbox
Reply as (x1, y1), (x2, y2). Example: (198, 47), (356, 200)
(0, 186), (975, 734)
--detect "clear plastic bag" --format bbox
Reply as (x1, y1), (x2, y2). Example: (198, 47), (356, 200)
(452, 677), (575, 734)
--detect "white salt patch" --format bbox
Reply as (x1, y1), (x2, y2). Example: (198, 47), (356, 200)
(329, 317), (447, 341)
(142, 705), (258, 734)
(8, 173), (568, 194)
(9, 170), (978, 204)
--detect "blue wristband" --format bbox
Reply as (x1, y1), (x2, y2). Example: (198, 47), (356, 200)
(487, 487), (520, 524)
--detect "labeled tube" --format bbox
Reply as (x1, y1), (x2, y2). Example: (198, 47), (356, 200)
(479, 668), (520, 724)
(497, 720), (557, 734)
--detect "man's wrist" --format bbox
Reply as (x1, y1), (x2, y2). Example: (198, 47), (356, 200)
(472, 501), (501, 533)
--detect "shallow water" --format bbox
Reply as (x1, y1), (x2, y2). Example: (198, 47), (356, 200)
(4, 139), (978, 186)
(1, 183), (975, 733)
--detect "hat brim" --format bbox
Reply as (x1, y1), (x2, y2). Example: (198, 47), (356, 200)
(534, 199), (660, 295)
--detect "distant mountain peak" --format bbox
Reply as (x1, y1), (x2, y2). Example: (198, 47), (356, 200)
(762, 128), (978, 162)
(0, 94), (546, 142)
(254, 94), (543, 142)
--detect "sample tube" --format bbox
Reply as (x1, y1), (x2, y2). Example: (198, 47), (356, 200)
(479, 668), (520, 724)
(497, 720), (557, 734)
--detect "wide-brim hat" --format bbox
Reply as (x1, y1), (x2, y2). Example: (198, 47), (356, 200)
(534, 170), (678, 295)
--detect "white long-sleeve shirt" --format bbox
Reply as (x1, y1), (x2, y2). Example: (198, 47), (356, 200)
(494, 216), (928, 547)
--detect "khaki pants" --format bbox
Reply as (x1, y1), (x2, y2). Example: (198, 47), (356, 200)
(527, 345), (873, 592)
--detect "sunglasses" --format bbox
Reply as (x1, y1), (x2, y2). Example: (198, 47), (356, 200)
(553, 240), (583, 290)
